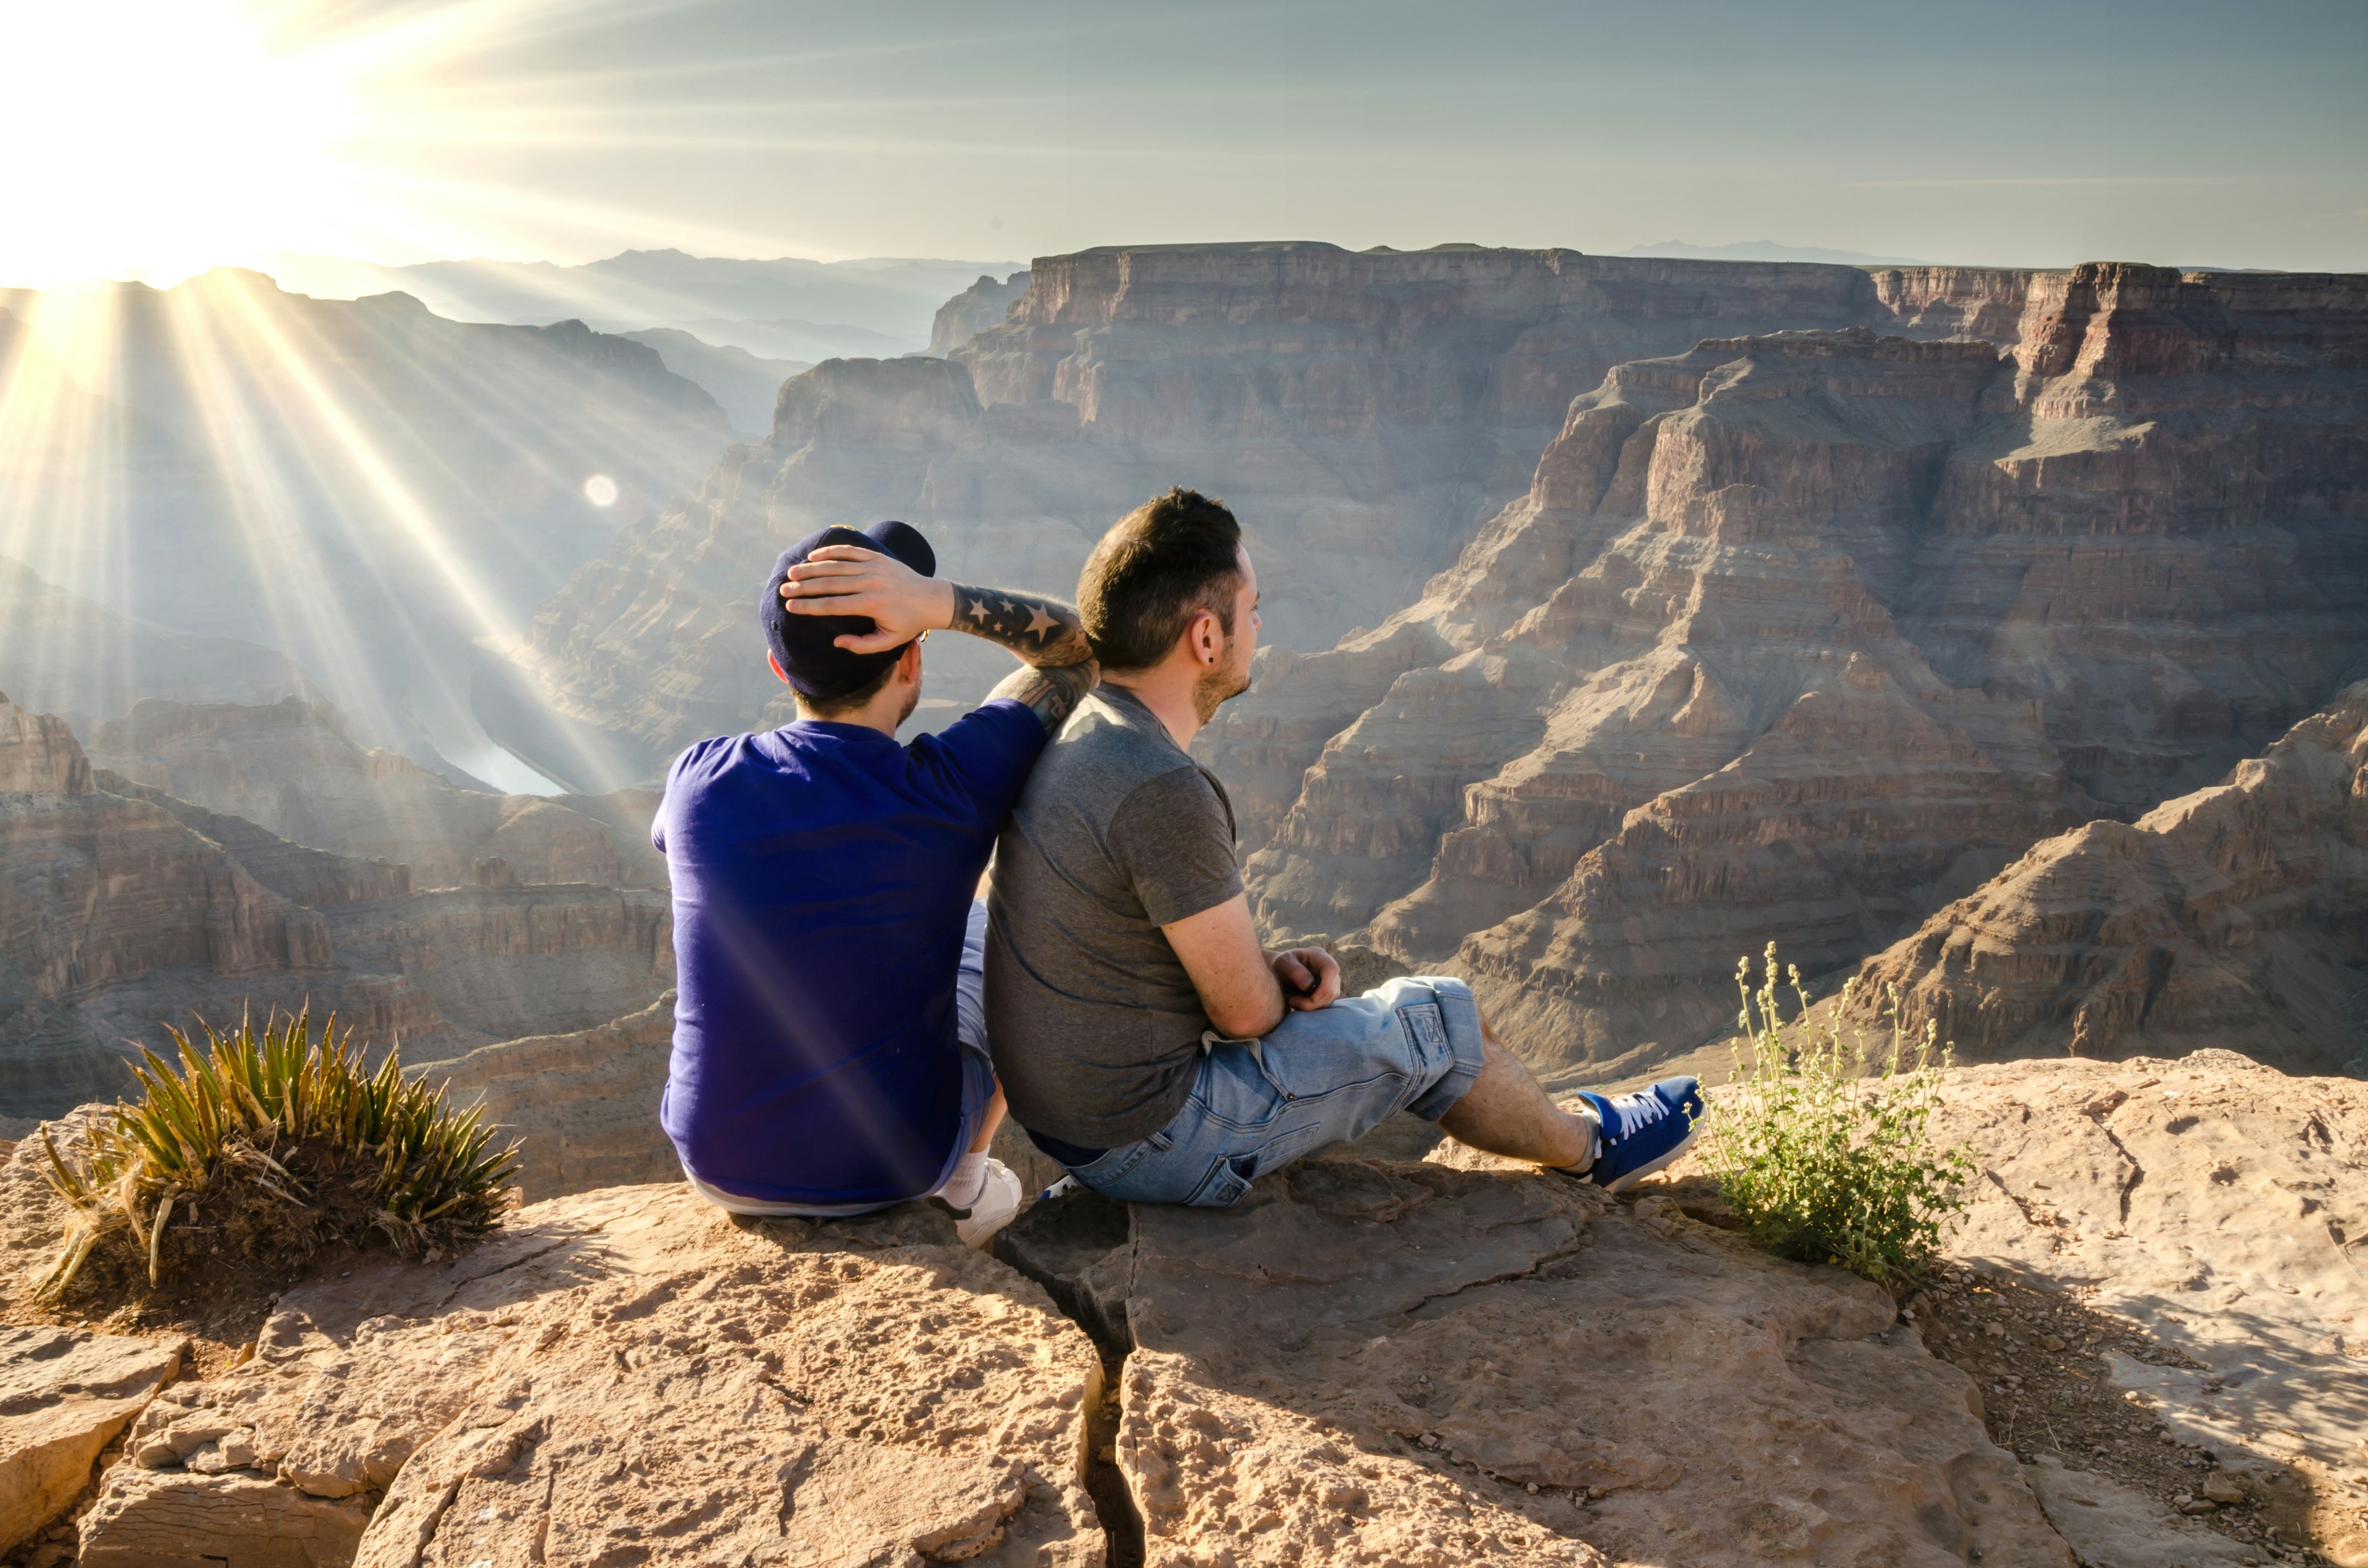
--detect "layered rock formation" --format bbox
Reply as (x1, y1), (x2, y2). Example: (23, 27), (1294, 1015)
(928, 269), (1030, 356)
(480, 244), (2044, 789)
(0, 695), (673, 1119)
(1212, 263), (2368, 1080)
(88, 699), (665, 893)
(1840, 680), (2368, 1073)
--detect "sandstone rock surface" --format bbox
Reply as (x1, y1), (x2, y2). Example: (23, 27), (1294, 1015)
(1211, 263), (2368, 1078)
(2023, 1456), (2256, 1568)
(1003, 1157), (2068, 1567)
(0, 1327), (184, 1554)
(1920, 1051), (2368, 1562)
(482, 243), (2043, 789)
(1845, 681), (2368, 1073)
(58, 1183), (1104, 1568)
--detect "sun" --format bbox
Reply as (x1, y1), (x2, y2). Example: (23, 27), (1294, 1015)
(0, 0), (361, 287)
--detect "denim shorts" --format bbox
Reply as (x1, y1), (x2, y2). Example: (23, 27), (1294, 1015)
(683, 899), (997, 1218)
(1065, 976), (1486, 1208)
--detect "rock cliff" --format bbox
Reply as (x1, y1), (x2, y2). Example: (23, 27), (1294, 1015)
(928, 269), (1030, 356)
(0, 696), (673, 1120)
(88, 699), (665, 893)
(6, 1048), (2358, 1565)
(1840, 679), (2368, 1073)
(1210, 263), (2368, 1080)
(479, 244), (2042, 789)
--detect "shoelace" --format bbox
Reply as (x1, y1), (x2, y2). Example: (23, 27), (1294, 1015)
(1605, 1088), (1672, 1145)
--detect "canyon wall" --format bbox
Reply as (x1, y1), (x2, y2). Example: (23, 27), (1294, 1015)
(1207, 263), (2368, 1081)
(89, 697), (665, 892)
(1838, 680), (2368, 1075)
(479, 243), (2042, 790)
(0, 696), (673, 1119)
(927, 269), (1030, 356)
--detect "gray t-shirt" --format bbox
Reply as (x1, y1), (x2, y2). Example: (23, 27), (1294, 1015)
(985, 684), (1243, 1147)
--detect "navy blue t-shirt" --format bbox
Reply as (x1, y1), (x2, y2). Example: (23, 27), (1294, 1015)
(654, 699), (1046, 1205)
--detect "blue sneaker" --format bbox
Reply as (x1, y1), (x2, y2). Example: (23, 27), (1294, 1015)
(1571, 1076), (1705, 1193)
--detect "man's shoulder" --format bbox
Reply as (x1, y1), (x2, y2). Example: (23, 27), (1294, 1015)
(1032, 692), (1192, 795)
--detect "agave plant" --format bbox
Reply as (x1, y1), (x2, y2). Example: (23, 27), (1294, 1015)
(35, 1008), (519, 1303)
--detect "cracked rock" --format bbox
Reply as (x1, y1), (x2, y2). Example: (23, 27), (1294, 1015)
(73, 1184), (1104, 1568)
(1, 1326), (186, 1553)
(1008, 1155), (2066, 1566)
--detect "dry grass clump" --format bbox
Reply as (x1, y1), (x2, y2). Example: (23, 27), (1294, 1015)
(34, 1008), (519, 1306)
(1701, 945), (1973, 1287)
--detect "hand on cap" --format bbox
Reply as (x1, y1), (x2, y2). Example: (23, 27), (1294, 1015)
(781, 545), (956, 653)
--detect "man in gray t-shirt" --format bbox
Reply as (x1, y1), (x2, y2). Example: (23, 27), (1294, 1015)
(986, 683), (1246, 1149)
(989, 487), (1708, 1206)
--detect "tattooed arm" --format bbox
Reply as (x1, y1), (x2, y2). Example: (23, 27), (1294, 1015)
(779, 546), (1098, 729)
(944, 583), (1093, 669)
(953, 584), (1098, 731)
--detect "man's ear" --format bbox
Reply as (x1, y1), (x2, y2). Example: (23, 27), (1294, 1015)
(1186, 609), (1221, 666)
(897, 640), (923, 683)
(768, 652), (791, 685)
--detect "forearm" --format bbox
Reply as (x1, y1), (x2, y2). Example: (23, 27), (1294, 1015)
(947, 583), (1095, 668)
(986, 659), (1099, 733)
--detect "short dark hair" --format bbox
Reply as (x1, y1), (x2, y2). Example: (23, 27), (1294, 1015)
(1078, 488), (1243, 672)
(798, 659), (896, 718)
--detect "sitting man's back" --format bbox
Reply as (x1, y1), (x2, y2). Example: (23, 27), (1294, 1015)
(987, 680), (1245, 1152)
(657, 518), (1095, 1225)
(661, 704), (1032, 1204)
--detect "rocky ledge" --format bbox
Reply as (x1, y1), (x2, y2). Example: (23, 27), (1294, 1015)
(2, 1048), (2362, 1567)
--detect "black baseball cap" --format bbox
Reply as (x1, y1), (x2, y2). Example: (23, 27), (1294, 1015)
(760, 520), (937, 702)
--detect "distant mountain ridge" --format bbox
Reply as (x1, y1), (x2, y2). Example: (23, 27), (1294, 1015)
(264, 248), (1024, 353)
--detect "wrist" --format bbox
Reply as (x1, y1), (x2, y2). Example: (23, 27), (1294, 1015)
(932, 579), (958, 631)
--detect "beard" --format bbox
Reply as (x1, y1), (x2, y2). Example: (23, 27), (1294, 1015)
(1191, 644), (1253, 724)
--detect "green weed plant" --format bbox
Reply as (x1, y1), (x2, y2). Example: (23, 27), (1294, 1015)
(35, 1008), (519, 1305)
(1702, 945), (1973, 1287)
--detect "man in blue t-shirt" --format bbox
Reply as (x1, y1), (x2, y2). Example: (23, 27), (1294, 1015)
(653, 519), (1096, 1246)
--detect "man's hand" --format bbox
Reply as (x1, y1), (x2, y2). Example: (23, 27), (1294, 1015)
(1271, 947), (1341, 1012)
(780, 545), (955, 653)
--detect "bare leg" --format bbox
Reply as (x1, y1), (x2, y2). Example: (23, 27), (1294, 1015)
(1436, 1019), (1595, 1168)
(969, 1082), (1008, 1155)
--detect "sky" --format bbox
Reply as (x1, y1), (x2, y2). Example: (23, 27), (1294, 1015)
(2, 0), (2364, 287)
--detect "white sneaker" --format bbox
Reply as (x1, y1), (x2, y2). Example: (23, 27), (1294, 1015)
(952, 1158), (1023, 1250)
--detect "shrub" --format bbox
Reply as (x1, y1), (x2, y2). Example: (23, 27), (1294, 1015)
(1701, 945), (1973, 1287)
(35, 1008), (519, 1305)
